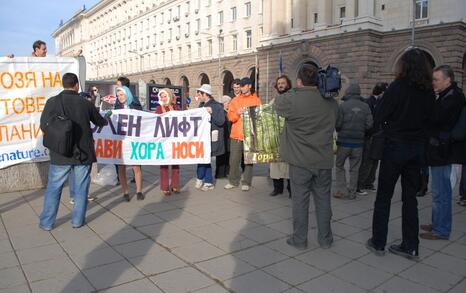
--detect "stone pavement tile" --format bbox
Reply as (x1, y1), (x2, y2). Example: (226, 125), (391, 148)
(0, 284), (30, 293)
(195, 254), (256, 281)
(149, 267), (215, 293)
(136, 222), (184, 238)
(330, 222), (363, 238)
(50, 225), (96, 243)
(139, 202), (179, 213)
(99, 228), (148, 246)
(246, 211), (285, 225)
(419, 237), (453, 251)
(296, 248), (352, 272)
(240, 225), (286, 243)
(330, 239), (370, 259)
(128, 249), (186, 275)
(331, 261), (392, 290)
(16, 243), (67, 265)
(422, 252), (466, 276)
(9, 231), (56, 251)
(109, 205), (152, 219)
(0, 266), (27, 290)
(172, 241), (226, 263)
(100, 278), (163, 293)
(358, 251), (415, 274)
(233, 245), (288, 268)
(0, 239), (13, 254)
(215, 217), (260, 233)
(60, 235), (110, 255)
(298, 274), (365, 293)
(338, 215), (372, 230)
(265, 238), (318, 257)
(281, 288), (305, 293)
(212, 238), (258, 253)
(0, 251), (19, 270)
(192, 284), (230, 293)
(266, 219), (292, 234)
(402, 263), (464, 291)
(345, 229), (372, 244)
(169, 215), (212, 230)
(69, 247), (124, 270)
(122, 214), (164, 228)
(373, 276), (441, 293)
(82, 260), (144, 290)
(267, 207), (292, 220)
(224, 270), (290, 293)
(154, 230), (204, 249)
(29, 272), (94, 293)
(263, 258), (324, 286)
(441, 242), (466, 259)
(113, 239), (164, 259)
(449, 278), (466, 293)
(22, 257), (78, 283)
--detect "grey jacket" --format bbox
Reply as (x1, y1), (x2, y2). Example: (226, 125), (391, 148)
(275, 86), (339, 170)
(336, 84), (373, 145)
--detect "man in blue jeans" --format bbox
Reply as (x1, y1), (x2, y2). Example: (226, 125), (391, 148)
(422, 65), (466, 240)
(39, 73), (107, 230)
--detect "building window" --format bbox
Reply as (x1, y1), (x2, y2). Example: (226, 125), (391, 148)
(232, 34), (238, 51)
(314, 13), (318, 23)
(187, 22), (191, 35)
(207, 39), (212, 56)
(186, 1), (190, 14)
(169, 28), (172, 41)
(197, 42), (201, 57)
(219, 37), (224, 54)
(340, 7), (346, 19)
(206, 0), (211, 7)
(196, 19), (200, 32)
(178, 47), (182, 62)
(246, 30), (252, 49)
(187, 44), (191, 59)
(245, 2), (251, 17)
(231, 7), (237, 21)
(207, 15), (211, 28)
(218, 11), (223, 25)
(415, 0), (428, 19)
(177, 5), (181, 17)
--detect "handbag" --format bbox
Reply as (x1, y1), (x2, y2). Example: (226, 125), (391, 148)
(42, 95), (74, 157)
(369, 130), (385, 160)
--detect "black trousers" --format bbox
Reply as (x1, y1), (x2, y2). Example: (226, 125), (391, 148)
(273, 178), (291, 194)
(215, 152), (230, 178)
(372, 140), (424, 251)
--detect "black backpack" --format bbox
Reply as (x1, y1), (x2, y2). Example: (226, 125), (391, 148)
(317, 65), (342, 99)
(42, 95), (74, 157)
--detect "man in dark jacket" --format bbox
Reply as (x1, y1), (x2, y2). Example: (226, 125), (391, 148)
(276, 64), (338, 250)
(39, 73), (107, 231)
(358, 82), (388, 193)
(334, 83), (373, 199)
(421, 65), (466, 240)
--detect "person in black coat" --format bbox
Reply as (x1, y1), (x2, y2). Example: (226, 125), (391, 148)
(39, 73), (107, 231)
(420, 65), (466, 241)
(114, 86), (144, 201)
(215, 95), (232, 179)
(194, 84), (226, 191)
(367, 49), (435, 260)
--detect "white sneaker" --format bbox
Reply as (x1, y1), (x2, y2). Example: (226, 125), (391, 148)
(241, 185), (250, 191)
(87, 195), (96, 201)
(224, 183), (237, 189)
(201, 183), (215, 191)
(69, 199), (75, 205)
(195, 179), (203, 189)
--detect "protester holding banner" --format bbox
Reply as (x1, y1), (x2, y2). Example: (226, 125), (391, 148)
(39, 73), (108, 231)
(156, 88), (181, 195)
(270, 75), (292, 197)
(195, 84), (225, 191)
(224, 77), (262, 192)
(215, 95), (232, 179)
(114, 86), (144, 201)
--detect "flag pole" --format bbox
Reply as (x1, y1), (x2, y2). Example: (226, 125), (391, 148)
(266, 52), (269, 103)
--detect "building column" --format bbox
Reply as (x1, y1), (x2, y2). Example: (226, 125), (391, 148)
(358, 0), (375, 17)
(316, 0), (332, 28)
(291, 0), (307, 33)
(263, 0), (272, 37)
(271, 0), (286, 36)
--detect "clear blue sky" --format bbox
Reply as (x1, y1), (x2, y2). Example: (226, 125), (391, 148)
(0, 0), (100, 57)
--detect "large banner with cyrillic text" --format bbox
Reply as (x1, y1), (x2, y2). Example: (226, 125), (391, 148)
(0, 57), (80, 169)
(92, 108), (211, 165)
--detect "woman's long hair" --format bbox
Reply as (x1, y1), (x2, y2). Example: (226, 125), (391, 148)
(396, 48), (433, 91)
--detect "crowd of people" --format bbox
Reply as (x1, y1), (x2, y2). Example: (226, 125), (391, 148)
(32, 40), (466, 261)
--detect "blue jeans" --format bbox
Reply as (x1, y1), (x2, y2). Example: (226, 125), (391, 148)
(39, 164), (92, 229)
(431, 165), (453, 238)
(197, 164), (213, 184)
(460, 165), (466, 199)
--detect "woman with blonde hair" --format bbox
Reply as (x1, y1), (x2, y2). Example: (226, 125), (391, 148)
(155, 88), (181, 195)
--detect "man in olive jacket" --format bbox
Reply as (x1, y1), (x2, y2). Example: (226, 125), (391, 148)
(39, 73), (107, 231)
(275, 65), (339, 249)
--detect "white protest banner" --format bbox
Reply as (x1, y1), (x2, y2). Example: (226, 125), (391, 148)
(0, 57), (80, 169)
(92, 108), (211, 165)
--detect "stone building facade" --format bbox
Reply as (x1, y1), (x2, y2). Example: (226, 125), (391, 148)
(53, 0), (466, 101)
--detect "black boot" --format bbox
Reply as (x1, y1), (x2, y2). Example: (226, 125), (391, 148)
(287, 179), (291, 198)
(416, 173), (429, 197)
(270, 179), (284, 196)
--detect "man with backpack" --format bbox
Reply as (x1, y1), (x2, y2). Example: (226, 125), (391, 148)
(275, 64), (339, 250)
(39, 73), (108, 231)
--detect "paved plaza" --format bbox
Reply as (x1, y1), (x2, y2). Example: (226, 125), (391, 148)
(0, 164), (465, 293)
